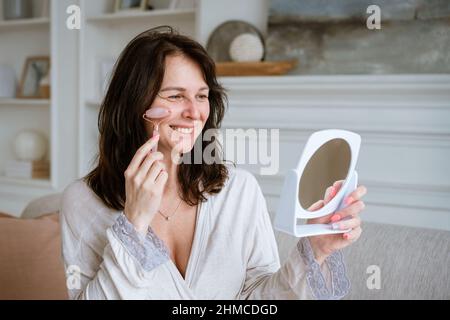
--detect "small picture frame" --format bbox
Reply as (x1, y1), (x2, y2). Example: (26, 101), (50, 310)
(17, 56), (50, 99)
(114, 0), (148, 12)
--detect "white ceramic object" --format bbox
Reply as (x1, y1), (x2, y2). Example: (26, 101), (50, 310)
(13, 130), (48, 161)
(0, 65), (17, 98)
(274, 129), (361, 238)
(229, 33), (264, 62)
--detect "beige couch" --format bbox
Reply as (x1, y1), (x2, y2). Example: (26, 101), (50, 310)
(1, 194), (449, 300)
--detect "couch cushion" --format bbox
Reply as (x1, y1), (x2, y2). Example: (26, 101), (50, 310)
(0, 212), (68, 300)
(275, 222), (450, 299)
(342, 222), (450, 300)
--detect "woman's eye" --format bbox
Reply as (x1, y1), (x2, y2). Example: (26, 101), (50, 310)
(198, 95), (208, 100)
(169, 95), (183, 100)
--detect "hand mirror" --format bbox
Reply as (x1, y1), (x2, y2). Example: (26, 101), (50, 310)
(273, 129), (361, 237)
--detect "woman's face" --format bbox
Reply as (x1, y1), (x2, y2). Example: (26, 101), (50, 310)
(145, 54), (210, 155)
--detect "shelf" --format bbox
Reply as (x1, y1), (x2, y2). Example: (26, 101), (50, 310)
(86, 9), (195, 23)
(85, 99), (101, 108)
(0, 17), (49, 30)
(0, 175), (51, 188)
(215, 60), (298, 76)
(0, 98), (50, 107)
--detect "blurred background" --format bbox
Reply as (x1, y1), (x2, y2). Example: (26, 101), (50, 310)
(0, 0), (449, 232)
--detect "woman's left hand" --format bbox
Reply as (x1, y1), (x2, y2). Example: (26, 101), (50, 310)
(305, 181), (367, 265)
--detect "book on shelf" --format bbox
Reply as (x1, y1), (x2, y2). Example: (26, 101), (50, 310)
(5, 160), (50, 179)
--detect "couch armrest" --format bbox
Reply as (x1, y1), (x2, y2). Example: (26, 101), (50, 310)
(21, 193), (62, 219)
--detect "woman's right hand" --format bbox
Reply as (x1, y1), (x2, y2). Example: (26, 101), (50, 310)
(123, 134), (168, 235)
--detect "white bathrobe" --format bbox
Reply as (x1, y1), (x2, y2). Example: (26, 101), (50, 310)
(60, 165), (350, 300)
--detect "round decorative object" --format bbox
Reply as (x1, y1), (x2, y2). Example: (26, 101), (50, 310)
(206, 20), (266, 62)
(13, 130), (48, 161)
(229, 33), (264, 62)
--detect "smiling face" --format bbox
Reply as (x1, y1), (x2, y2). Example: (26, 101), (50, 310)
(144, 54), (210, 156)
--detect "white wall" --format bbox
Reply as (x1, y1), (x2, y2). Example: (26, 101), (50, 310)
(220, 75), (450, 231)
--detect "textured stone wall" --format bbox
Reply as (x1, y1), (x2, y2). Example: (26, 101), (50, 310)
(266, 0), (450, 74)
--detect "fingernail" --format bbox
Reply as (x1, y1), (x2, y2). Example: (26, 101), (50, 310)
(345, 196), (355, 205)
(331, 223), (340, 230)
(153, 134), (160, 140)
(343, 233), (349, 240)
(330, 214), (341, 222)
(329, 187), (336, 197)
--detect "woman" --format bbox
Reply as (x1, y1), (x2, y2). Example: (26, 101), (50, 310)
(60, 26), (367, 300)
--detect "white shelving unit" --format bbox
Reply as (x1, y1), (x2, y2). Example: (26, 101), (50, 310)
(0, 0), (53, 215)
(0, 0), (268, 215)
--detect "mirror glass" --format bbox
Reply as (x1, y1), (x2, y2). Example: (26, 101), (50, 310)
(299, 138), (351, 211)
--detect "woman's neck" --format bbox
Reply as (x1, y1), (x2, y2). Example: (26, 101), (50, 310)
(159, 147), (180, 195)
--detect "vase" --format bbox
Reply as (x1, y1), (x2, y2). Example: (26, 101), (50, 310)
(3, 0), (33, 20)
(0, 65), (16, 98)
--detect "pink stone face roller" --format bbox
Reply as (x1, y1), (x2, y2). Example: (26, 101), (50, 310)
(143, 107), (171, 152)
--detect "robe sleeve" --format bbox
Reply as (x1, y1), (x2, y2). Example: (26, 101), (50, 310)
(60, 183), (195, 300)
(238, 180), (351, 300)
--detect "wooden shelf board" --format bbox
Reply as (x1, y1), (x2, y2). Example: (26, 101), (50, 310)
(215, 60), (298, 76)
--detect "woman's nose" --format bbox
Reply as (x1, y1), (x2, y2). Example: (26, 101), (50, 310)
(181, 98), (202, 120)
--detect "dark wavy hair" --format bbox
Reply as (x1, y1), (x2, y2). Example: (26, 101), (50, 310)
(84, 26), (231, 210)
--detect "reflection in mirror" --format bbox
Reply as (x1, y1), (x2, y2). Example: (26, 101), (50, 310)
(299, 138), (351, 211)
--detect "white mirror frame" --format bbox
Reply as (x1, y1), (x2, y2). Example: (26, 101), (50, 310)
(273, 129), (361, 238)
